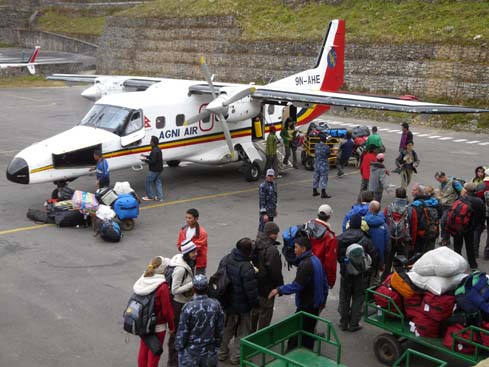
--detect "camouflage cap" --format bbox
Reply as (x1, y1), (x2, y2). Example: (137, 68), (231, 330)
(193, 274), (208, 290)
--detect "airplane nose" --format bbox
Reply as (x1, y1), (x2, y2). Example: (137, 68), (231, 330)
(81, 85), (101, 101)
(6, 157), (29, 184)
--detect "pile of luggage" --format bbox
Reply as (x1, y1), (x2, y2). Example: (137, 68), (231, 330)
(26, 182), (140, 243)
(374, 247), (489, 353)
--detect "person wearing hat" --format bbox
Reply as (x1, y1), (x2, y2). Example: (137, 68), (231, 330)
(450, 183), (485, 270)
(167, 241), (197, 366)
(366, 126), (384, 152)
(435, 171), (464, 247)
(307, 204), (338, 288)
(399, 122), (414, 152)
(476, 168), (489, 259)
(395, 141), (419, 190)
(218, 238), (258, 364)
(141, 135), (164, 201)
(337, 214), (377, 332)
(265, 125), (281, 178)
(133, 256), (175, 367)
(268, 236), (328, 350)
(258, 169), (278, 232)
(251, 222), (284, 332)
(175, 275), (224, 367)
(368, 152), (389, 203)
(313, 133), (331, 198)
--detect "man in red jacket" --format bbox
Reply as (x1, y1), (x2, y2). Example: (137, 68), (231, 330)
(307, 204), (338, 288)
(177, 208), (208, 275)
(360, 145), (378, 194)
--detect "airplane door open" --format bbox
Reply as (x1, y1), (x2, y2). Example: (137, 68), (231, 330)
(121, 109), (145, 147)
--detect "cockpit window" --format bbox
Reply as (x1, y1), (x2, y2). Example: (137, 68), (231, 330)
(125, 110), (142, 135)
(79, 104), (132, 135)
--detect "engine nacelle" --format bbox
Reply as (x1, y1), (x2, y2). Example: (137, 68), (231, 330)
(225, 98), (261, 123)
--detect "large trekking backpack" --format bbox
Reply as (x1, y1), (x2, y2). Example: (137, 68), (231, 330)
(345, 243), (371, 275)
(282, 223), (309, 267)
(445, 198), (472, 235)
(208, 255), (231, 305)
(99, 220), (122, 242)
(123, 291), (157, 336)
(164, 266), (176, 295)
(54, 210), (89, 227)
(419, 201), (440, 240)
(386, 203), (412, 242)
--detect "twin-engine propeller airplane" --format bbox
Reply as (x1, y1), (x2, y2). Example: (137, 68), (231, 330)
(7, 20), (489, 191)
(0, 46), (41, 75)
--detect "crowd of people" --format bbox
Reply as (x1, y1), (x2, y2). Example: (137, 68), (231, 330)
(128, 122), (489, 367)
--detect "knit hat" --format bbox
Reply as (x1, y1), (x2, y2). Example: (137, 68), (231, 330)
(264, 222), (280, 236)
(181, 240), (197, 255)
(266, 168), (275, 177)
(350, 214), (362, 229)
(318, 204), (333, 216)
(192, 274), (208, 291)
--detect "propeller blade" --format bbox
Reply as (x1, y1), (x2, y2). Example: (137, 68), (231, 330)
(218, 114), (235, 159)
(222, 86), (256, 107)
(184, 110), (211, 126)
(199, 56), (217, 99)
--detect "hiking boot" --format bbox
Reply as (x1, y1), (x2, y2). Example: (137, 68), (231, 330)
(337, 322), (348, 331)
(348, 324), (363, 332)
(321, 189), (331, 198)
(313, 189), (320, 196)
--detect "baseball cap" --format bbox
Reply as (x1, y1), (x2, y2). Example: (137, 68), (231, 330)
(376, 153), (384, 161)
(266, 169), (275, 177)
(318, 204), (333, 216)
(192, 275), (208, 290)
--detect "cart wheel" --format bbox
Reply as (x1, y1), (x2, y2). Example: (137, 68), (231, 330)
(120, 219), (135, 231)
(301, 151), (307, 165)
(373, 333), (402, 365)
(304, 157), (314, 171)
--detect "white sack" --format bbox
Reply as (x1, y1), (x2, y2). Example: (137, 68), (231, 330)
(113, 181), (134, 195)
(411, 246), (468, 277)
(407, 271), (467, 296)
(96, 205), (116, 221)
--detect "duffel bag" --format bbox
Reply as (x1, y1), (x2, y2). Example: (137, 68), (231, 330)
(374, 274), (403, 314)
(423, 292), (456, 322)
(54, 210), (89, 228)
(96, 187), (118, 206)
(455, 272), (489, 314)
(114, 194), (139, 220)
(443, 323), (480, 354)
(479, 321), (489, 346)
(58, 185), (75, 201)
(27, 208), (54, 224)
(72, 191), (99, 211)
(411, 314), (440, 338)
(404, 293), (424, 321)
(99, 220), (122, 242)
(391, 271), (421, 298)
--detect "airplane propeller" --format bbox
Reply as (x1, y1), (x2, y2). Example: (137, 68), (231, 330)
(185, 57), (256, 159)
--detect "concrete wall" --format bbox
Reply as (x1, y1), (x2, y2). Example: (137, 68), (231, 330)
(16, 30), (98, 56)
(98, 15), (489, 104)
(0, 8), (31, 44)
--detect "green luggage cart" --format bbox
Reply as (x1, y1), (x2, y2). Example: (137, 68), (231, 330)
(365, 287), (489, 366)
(240, 311), (346, 367)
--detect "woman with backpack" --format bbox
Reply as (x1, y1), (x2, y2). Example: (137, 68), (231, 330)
(132, 256), (175, 367)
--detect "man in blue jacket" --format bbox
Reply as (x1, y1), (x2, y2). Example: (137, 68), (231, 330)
(342, 190), (374, 231)
(365, 201), (389, 286)
(268, 236), (328, 350)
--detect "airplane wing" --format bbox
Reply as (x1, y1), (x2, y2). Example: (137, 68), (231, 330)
(252, 87), (489, 114)
(47, 74), (164, 90)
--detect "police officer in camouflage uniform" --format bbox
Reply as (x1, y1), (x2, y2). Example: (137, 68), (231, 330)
(175, 275), (224, 367)
(258, 169), (278, 232)
(313, 133), (331, 198)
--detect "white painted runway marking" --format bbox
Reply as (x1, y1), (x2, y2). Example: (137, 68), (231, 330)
(466, 140), (480, 144)
(412, 132), (420, 135)
(454, 139), (468, 142)
(439, 137), (453, 140)
(388, 129), (400, 133)
(378, 128), (390, 131)
(479, 142), (489, 146)
(417, 134), (429, 137)
(428, 135), (441, 139)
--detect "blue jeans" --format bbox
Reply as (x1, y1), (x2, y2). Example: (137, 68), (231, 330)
(145, 170), (163, 199)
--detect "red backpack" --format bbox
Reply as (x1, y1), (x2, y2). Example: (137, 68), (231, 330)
(445, 198), (472, 235)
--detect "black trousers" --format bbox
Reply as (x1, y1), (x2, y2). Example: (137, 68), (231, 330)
(287, 307), (320, 351)
(167, 300), (184, 366)
(454, 231), (478, 269)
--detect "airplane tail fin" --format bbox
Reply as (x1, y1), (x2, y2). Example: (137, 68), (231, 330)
(27, 64), (36, 75)
(268, 19), (345, 92)
(27, 46), (40, 64)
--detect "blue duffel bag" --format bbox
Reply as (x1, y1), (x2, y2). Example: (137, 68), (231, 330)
(326, 128), (347, 138)
(114, 194), (139, 220)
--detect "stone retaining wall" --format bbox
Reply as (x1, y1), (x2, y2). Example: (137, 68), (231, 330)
(98, 15), (489, 105)
(16, 30), (98, 56)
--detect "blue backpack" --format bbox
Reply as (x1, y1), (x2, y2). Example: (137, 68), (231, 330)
(114, 193), (139, 220)
(100, 220), (122, 242)
(282, 224), (309, 268)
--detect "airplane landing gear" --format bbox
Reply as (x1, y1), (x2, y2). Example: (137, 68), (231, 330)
(244, 162), (260, 182)
(52, 180), (75, 200)
(167, 160), (180, 168)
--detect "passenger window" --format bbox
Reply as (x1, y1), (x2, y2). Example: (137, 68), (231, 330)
(156, 116), (166, 129)
(176, 114), (185, 127)
(125, 111), (142, 135)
